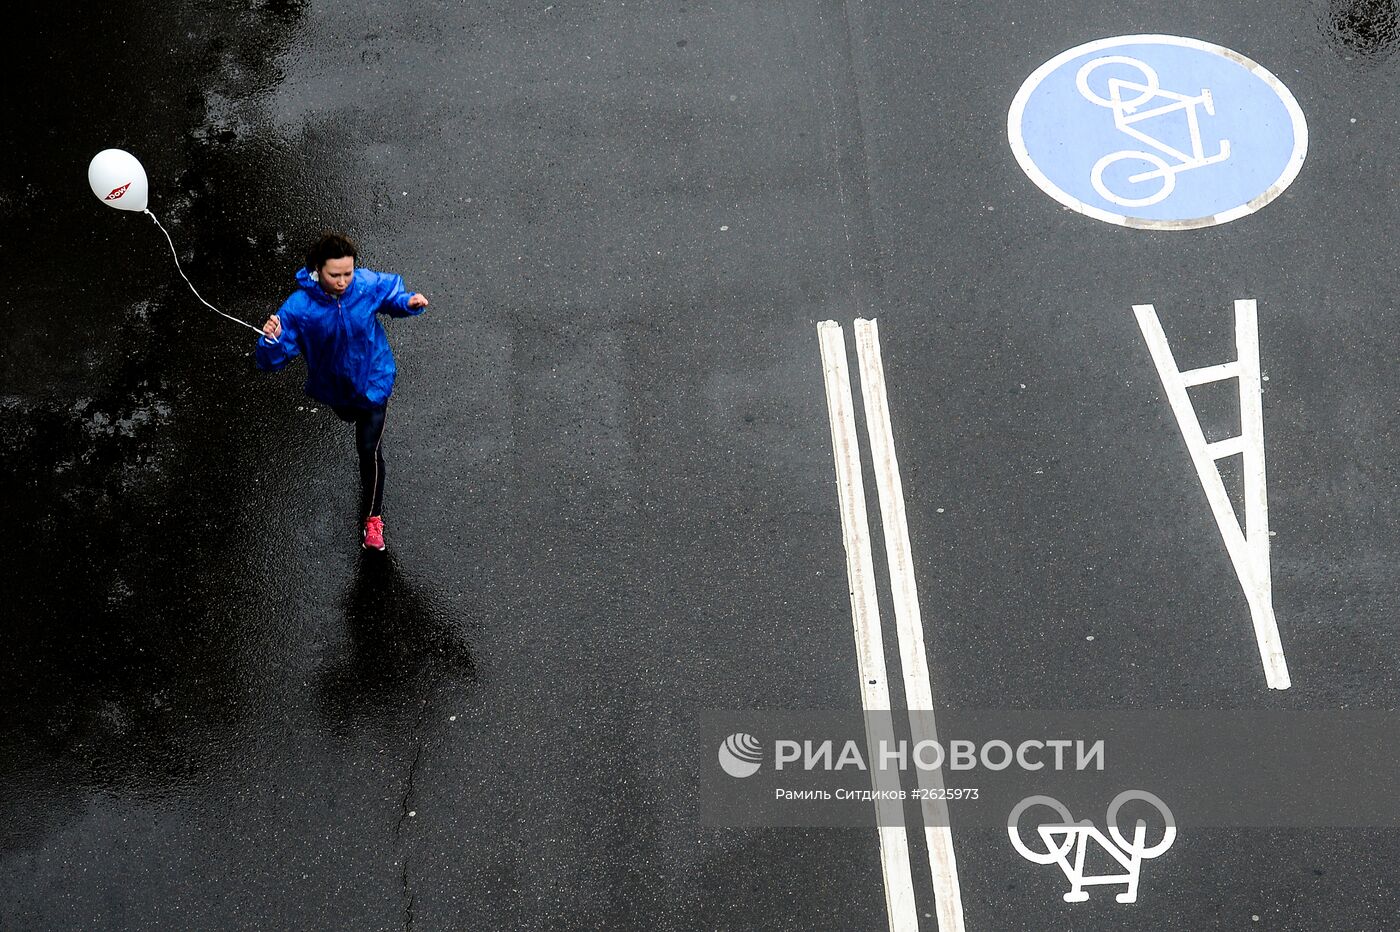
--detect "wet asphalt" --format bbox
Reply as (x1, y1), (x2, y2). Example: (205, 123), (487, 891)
(3, 1), (1400, 930)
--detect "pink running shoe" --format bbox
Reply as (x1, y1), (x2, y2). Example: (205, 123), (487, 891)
(363, 515), (386, 551)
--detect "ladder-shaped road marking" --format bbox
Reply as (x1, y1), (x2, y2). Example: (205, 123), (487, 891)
(1132, 299), (1290, 690)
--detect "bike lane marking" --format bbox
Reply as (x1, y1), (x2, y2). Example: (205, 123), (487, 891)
(1008, 791), (1177, 904)
(817, 320), (921, 932)
(1008, 35), (1308, 230)
(1133, 300), (1290, 689)
(854, 319), (967, 932)
(819, 321), (968, 932)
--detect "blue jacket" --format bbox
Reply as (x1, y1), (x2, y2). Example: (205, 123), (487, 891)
(256, 267), (424, 408)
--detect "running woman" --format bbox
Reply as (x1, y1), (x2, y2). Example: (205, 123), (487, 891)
(256, 232), (429, 551)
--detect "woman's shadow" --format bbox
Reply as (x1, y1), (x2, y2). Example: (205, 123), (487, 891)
(317, 552), (476, 726)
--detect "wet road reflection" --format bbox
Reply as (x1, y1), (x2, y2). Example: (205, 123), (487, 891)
(8, 0), (1400, 928)
(319, 555), (475, 726)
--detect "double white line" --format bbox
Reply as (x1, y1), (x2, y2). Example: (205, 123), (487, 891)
(818, 319), (966, 932)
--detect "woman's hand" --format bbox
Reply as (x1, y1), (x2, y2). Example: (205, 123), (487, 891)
(263, 314), (282, 340)
(408, 294), (429, 310)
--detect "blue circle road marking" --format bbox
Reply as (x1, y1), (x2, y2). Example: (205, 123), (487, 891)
(1008, 35), (1308, 230)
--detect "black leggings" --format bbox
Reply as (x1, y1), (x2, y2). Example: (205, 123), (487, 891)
(334, 403), (387, 520)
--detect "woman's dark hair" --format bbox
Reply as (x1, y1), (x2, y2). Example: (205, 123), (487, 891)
(305, 232), (358, 272)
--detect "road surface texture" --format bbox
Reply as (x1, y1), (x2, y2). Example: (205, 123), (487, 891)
(3, 1), (1398, 930)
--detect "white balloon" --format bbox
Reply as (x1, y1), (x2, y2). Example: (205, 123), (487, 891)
(88, 148), (149, 212)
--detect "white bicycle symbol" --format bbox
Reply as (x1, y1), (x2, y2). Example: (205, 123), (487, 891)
(1076, 56), (1232, 208)
(1008, 790), (1177, 904)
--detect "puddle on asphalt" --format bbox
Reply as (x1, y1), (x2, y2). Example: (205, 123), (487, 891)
(1321, 0), (1400, 61)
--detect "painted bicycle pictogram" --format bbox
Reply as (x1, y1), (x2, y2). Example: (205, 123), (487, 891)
(1075, 55), (1231, 208)
(1008, 790), (1176, 904)
(1010, 35), (1308, 228)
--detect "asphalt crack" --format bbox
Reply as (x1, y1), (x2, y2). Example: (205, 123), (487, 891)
(395, 736), (426, 841)
(401, 853), (416, 932)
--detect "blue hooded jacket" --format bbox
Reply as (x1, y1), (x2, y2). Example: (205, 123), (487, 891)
(256, 266), (424, 408)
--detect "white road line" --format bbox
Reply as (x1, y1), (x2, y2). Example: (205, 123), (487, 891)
(817, 321), (920, 932)
(1234, 300), (1276, 635)
(1181, 361), (1242, 386)
(1133, 301), (1290, 690)
(854, 319), (967, 932)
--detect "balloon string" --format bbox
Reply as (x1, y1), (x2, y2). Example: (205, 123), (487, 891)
(143, 209), (277, 343)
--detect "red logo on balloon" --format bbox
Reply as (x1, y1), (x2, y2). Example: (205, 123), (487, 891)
(106, 183), (131, 200)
